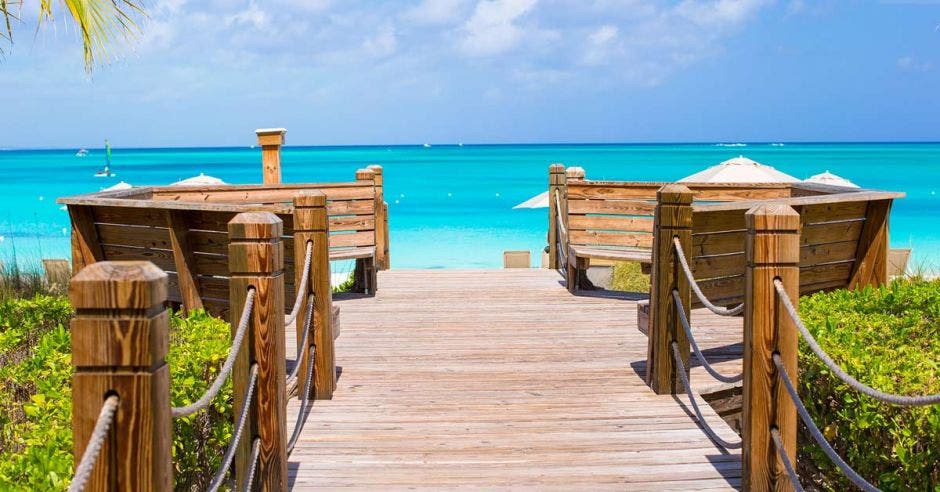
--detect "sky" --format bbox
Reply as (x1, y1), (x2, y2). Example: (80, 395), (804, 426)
(0, 0), (939, 148)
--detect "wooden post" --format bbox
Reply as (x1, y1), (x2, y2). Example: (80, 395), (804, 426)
(165, 211), (203, 313)
(742, 203), (800, 491)
(848, 199), (891, 289)
(645, 184), (693, 394)
(68, 205), (103, 276)
(548, 164), (566, 270)
(367, 164), (389, 270)
(292, 191), (336, 400)
(353, 168), (378, 294)
(70, 261), (172, 491)
(563, 167), (587, 292)
(256, 128), (287, 185)
(229, 212), (287, 491)
(565, 166), (585, 182)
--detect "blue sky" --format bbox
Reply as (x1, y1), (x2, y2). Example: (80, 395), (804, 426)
(1, 0), (939, 147)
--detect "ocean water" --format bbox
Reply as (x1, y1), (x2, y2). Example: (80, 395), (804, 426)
(1, 143), (938, 270)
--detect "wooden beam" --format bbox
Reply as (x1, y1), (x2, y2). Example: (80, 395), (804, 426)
(70, 261), (172, 491)
(367, 164), (389, 270)
(68, 205), (104, 276)
(165, 210), (203, 313)
(256, 128), (286, 185)
(742, 203), (800, 491)
(548, 164), (566, 270)
(848, 199), (891, 289)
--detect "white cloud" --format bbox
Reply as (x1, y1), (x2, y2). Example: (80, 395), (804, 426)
(459, 0), (538, 57)
(403, 0), (469, 25)
(362, 24), (398, 58)
(225, 3), (270, 30)
(898, 56), (932, 72)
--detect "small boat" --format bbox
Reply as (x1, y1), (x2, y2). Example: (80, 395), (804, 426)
(423, 143), (431, 148)
(75, 148), (89, 157)
(93, 139), (117, 177)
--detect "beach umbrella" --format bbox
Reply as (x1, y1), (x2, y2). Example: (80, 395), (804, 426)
(513, 191), (549, 209)
(101, 181), (133, 191)
(804, 170), (860, 189)
(679, 155), (799, 184)
(172, 173), (226, 186)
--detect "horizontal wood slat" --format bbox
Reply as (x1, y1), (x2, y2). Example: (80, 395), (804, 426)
(567, 199), (657, 216)
(569, 231), (653, 249)
(568, 216), (654, 233)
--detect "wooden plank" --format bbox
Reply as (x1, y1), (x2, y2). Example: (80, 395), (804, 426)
(568, 182), (790, 201)
(800, 240), (858, 266)
(802, 201), (869, 224)
(151, 185), (375, 204)
(692, 190), (904, 213)
(568, 199), (657, 216)
(330, 216), (375, 232)
(569, 231), (653, 248)
(691, 231), (745, 257)
(849, 200), (891, 289)
(692, 209), (747, 235)
(568, 215), (654, 232)
(330, 231), (376, 248)
(165, 211), (203, 312)
(68, 205), (104, 275)
(690, 253), (745, 280)
(328, 200), (375, 215)
(802, 220), (863, 246)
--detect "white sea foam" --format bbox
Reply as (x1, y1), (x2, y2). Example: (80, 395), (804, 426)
(715, 143), (747, 147)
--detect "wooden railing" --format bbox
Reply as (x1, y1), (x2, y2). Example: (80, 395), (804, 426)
(70, 210), (332, 491)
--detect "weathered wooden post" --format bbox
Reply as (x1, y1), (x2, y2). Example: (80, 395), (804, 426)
(256, 128), (287, 185)
(742, 203), (800, 491)
(353, 168), (378, 294)
(564, 167), (586, 292)
(367, 164), (389, 270)
(646, 184), (693, 394)
(848, 200), (891, 289)
(229, 212), (287, 491)
(70, 261), (172, 491)
(548, 164), (566, 270)
(292, 191), (336, 400)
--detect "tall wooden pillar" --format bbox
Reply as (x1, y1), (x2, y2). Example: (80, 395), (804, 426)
(256, 128), (287, 185)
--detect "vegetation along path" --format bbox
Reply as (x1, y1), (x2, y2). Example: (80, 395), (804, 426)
(285, 269), (744, 490)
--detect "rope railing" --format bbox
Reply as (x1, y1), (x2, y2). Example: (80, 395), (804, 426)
(287, 346), (317, 455)
(207, 363), (259, 492)
(773, 354), (881, 492)
(68, 395), (120, 492)
(171, 288), (257, 419)
(771, 427), (804, 492)
(672, 290), (743, 384)
(670, 342), (743, 450)
(672, 237), (745, 317)
(287, 293), (316, 383)
(773, 279), (940, 406)
(243, 438), (262, 492)
(285, 241), (313, 326)
(553, 189), (568, 261)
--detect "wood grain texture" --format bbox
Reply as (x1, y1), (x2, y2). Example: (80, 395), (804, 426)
(848, 200), (890, 289)
(742, 204), (799, 492)
(548, 164), (565, 270)
(366, 165), (389, 270)
(68, 205), (104, 275)
(165, 211), (203, 312)
(284, 269), (742, 490)
(70, 261), (172, 491)
(229, 212), (288, 491)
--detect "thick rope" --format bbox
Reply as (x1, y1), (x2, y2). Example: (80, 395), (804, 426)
(771, 427), (805, 492)
(285, 241), (313, 326)
(671, 342), (743, 449)
(773, 354), (881, 492)
(554, 189), (568, 260)
(672, 290), (743, 384)
(207, 364), (259, 492)
(243, 438), (261, 492)
(673, 237), (745, 316)
(773, 279), (940, 406)
(172, 288), (257, 419)
(68, 395), (120, 492)
(287, 346), (317, 455)
(287, 294), (316, 383)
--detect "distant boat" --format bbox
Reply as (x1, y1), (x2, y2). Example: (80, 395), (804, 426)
(75, 148), (89, 157)
(423, 143), (431, 148)
(93, 139), (117, 177)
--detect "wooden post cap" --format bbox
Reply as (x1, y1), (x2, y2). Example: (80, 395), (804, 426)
(293, 190), (327, 207)
(228, 212), (283, 240)
(549, 163), (565, 173)
(566, 166), (585, 179)
(746, 204), (801, 266)
(657, 184), (694, 204)
(69, 261), (168, 310)
(366, 164), (383, 174)
(255, 128), (286, 146)
(745, 203), (801, 232)
(355, 168), (376, 181)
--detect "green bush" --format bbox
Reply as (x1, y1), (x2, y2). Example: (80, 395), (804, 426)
(610, 261), (651, 292)
(0, 296), (235, 491)
(798, 279), (940, 491)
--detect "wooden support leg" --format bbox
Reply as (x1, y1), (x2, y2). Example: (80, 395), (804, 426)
(566, 253), (578, 294)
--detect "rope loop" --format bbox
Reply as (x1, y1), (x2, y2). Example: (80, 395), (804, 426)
(207, 363), (259, 492)
(285, 241), (314, 325)
(773, 279), (940, 406)
(68, 395), (120, 492)
(672, 290), (743, 384)
(670, 342), (743, 450)
(287, 294), (316, 383)
(672, 237), (744, 316)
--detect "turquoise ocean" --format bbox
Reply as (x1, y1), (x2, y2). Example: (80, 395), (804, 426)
(0, 143), (937, 269)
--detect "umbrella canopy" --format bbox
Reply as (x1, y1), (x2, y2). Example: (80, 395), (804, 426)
(172, 173), (226, 187)
(101, 181), (132, 191)
(513, 191), (549, 209)
(804, 170), (859, 189)
(679, 155), (799, 184)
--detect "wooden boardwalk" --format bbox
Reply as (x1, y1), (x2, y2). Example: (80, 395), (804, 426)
(286, 269), (744, 490)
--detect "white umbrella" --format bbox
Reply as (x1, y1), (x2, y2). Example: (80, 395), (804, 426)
(804, 170), (859, 189)
(513, 191), (549, 209)
(101, 181), (133, 191)
(172, 173), (226, 186)
(679, 155), (799, 183)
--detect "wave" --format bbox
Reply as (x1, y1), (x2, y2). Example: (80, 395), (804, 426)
(715, 143), (747, 147)
(770, 143), (785, 147)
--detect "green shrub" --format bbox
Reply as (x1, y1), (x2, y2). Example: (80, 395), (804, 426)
(798, 279), (940, 491)
(0, 297), (235, 491)
(610, 261), (651, 292)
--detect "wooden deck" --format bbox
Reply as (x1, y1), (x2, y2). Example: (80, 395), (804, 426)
(286, 269), (744, 490)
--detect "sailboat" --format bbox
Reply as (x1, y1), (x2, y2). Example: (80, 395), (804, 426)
(93, 139), (117, 177)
